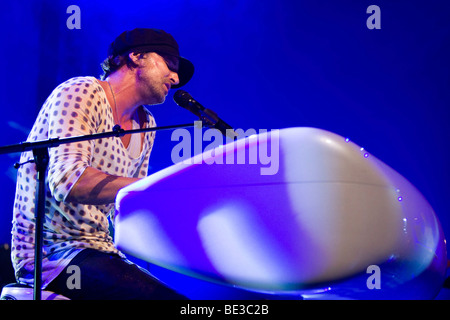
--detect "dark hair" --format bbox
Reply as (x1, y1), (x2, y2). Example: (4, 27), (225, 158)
(100, 50), (148, 80)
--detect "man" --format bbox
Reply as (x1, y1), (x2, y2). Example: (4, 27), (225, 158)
(11, 28), (194, 299)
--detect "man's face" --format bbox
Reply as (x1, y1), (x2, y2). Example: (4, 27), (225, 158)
(135, 52), (180, 105)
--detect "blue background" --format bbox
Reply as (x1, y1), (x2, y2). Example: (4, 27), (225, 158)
(1, 0), (449, 289)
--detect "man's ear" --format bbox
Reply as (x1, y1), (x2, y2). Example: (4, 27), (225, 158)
(128, 52), (146, 66)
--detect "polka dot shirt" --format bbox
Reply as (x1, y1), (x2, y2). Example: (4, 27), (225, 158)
(11, 76), (156, 288)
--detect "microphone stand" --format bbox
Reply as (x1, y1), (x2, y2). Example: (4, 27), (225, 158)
(0, 122), (201, 300)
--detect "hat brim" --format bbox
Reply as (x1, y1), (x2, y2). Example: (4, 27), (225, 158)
(173, 56), (194, 89)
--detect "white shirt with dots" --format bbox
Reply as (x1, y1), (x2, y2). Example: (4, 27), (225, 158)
(11, 76), (156, 288)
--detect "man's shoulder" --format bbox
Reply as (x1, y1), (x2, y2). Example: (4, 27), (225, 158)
(44, 76), (105, 111)
(53, 76), (100, 93)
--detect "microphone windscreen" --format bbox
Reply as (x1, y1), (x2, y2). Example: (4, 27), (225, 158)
(173, 90), (191, 106)
(173, 90), (204, 117)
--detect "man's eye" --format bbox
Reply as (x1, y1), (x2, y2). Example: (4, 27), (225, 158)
(164, 59), (174, 71)
(162, 56), (179, 72)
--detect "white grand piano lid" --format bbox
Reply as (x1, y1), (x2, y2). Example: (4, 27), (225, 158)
(114, 127), (447, 298)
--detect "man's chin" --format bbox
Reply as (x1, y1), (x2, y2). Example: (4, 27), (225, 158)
(146, 94), (166, 106)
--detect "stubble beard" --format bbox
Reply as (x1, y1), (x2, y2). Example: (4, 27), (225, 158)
(136, 69), (166, 105)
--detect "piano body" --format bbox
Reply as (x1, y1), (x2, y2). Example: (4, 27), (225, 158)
(114, 127), (447, 299)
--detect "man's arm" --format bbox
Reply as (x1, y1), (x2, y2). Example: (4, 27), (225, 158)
(65, 167), (139, 205)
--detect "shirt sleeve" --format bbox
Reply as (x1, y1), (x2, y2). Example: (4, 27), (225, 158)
(46, 78), (102, 202)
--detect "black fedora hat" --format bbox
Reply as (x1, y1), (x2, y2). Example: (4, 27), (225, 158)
(108, 28), (194, 88)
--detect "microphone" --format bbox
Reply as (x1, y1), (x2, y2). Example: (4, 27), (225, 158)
(173, 90), (237, 139)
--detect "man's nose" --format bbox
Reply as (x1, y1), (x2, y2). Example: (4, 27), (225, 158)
(170, 71), (180, 87)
